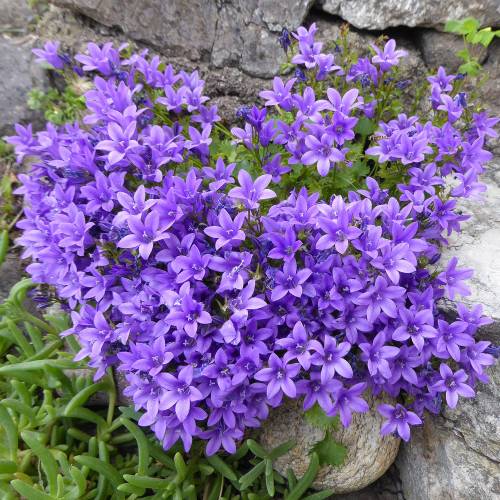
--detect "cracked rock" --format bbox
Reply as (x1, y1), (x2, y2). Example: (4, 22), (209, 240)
(48, 0), (315, 77)
(396, 361), (500, 500)
(438, 161), (500, 335)
(0, 35), (49, 136)
(318, 0), (500, 30)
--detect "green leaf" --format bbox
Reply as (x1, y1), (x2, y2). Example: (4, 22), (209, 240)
(286, 452), (320, 500)
(0, 230), (8, 267)
(10, 480), (54, 500)
(21, 431), (59, 496)
(305, 404), (340, 430)
(355, 117), (376, 137)
(458, 60), (481, 76)
(239, 461), (265, 490)
(462, 17), (480, 35)
(310, 434), (347, 468)
(268, 440), (296, 460)
(472, 29), (495, 47)
(444, 19), (461, 33)
(206, 455), (238, 483)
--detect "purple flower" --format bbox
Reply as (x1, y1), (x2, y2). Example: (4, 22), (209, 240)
(271, 259), (312, 301)
(118, 211), (170, 259)
(436, 319), (473, 362)
(130, 337), (174, 376)
(276, 321), (313, 369)
(268, 226), (302, 261)
(302, 134), (345, 176)
(255, 353), (300, 399)
(33, 41), (66, 69)
(96, 121), (139, 165)
(311, 335), (353, 381)
(297, 372), (341, 412)
(437, 257), (473, 299)
(378, 403), (421, 441)
(359, 331), (399, 378)
(165, 283), (212, 337)
(159, 365), (203, 422)
(228, 170), (276, 210)
(293, 87), (330, 121)
(427, 66), (454, 92)
(201, 422), (243, 456)
(328, 382), (369, 426)
(392, 308), (436, 351)
(171, 244), (211, 283)
(431, 364), (475, 408)
(204, 209), (246, 250)
(371, 39), (407, 72)
(259, 77), (296, 111)
(462, 341), (495, 376)
(202, 348), (233, 391)
(316, 211), (362, 254)
(370, 243), (416, 284)
(355, 277), (405, 323)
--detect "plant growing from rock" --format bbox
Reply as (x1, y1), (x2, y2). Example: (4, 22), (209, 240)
(5, 22), (498, 467)
(444, 17), (500, 76)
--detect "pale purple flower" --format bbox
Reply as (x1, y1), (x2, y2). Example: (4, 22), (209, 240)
(431, 364), (475, 408)
(378, 403), (422, 441)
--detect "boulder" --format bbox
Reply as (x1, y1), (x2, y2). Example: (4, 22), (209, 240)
(417, 29), (488, 72)
(402, 159), (500, 500)
(396, 362), (500, 500)
(318, 0), (500, 30)
(0, 35), (48, 137)
(48, 0), (315, 77)
(259, 394), (400, 493)
(438, 161), (500, 330)
(0, 0), (34, 34)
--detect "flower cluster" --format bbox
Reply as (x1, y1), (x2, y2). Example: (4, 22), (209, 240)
(7, 24), (497, 453)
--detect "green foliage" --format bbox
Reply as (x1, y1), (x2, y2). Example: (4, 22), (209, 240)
(0, 141), (21, 252)
(305, 404), (340, 430)
(305, 404), (347, 468)
(28, 85), (86, 125)
(0, 279), (329, 498)
(310, 434), (347, 468)
(445, 17), (500, 76)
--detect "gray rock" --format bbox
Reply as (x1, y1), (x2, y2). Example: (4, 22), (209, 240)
(48, 0), (314, 77)
(417, 29), (488, 72)
(0, 35), (48, 137)
(480, 40), (500, 154)
(0, 0), (34, 33)
(0, 254), (23, 304)
(396, 363), (500, 500)
(319, 0), (500, 30)
(438, 161), (500, 329)
(37, 5), (269, 124)
(260, 394), (400, 493)
(49, 0), (218, 62)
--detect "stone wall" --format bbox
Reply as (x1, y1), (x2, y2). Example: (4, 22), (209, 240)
(1, 1), (499, 498)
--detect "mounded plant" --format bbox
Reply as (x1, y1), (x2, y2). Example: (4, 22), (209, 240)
(6, 23), (498, 464)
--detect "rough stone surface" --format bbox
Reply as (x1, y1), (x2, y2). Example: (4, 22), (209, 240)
(37, 5), (268, 124)
(404, 154), (500, 499)
(0, 254), (23, 304)
(0, 0), (34, 33)
(260, 395), (400, 493)
(417, 29), (488, 72)
(396, 363), (500, 500)
(0, 35), (48, 136)
(319, 0), (500, 30)
(438, 161), (500, 327)
(48, 0), (315, 77)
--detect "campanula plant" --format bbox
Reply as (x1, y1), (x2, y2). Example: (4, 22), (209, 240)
(6, 22), (498, 457)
